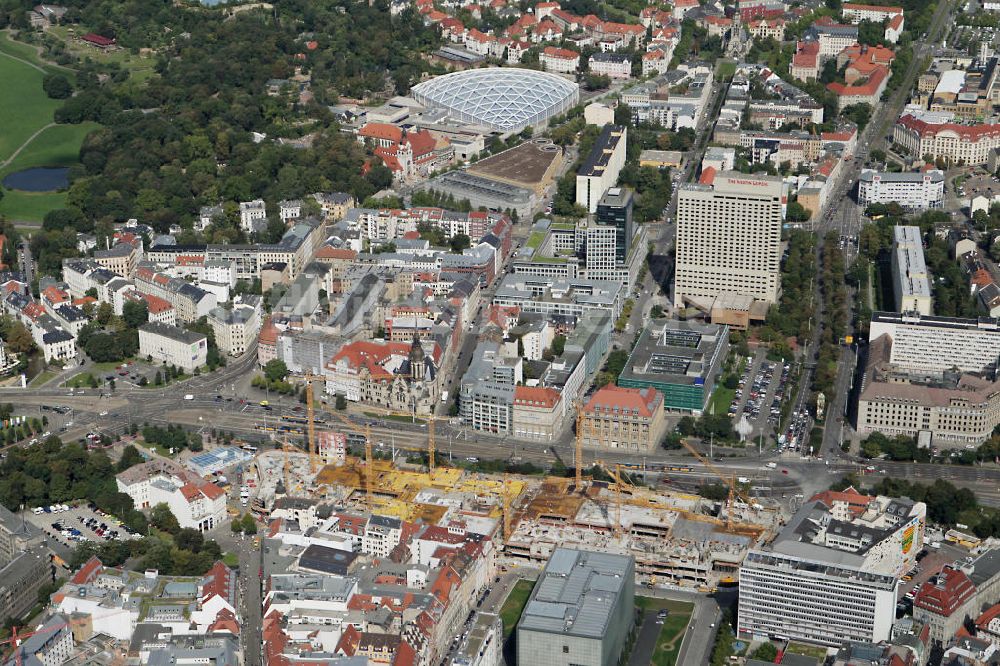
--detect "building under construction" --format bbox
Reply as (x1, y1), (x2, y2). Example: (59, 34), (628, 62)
(504, 476), (780, 590)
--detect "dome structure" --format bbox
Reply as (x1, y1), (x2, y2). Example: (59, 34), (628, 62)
(411, 68), (580, 133)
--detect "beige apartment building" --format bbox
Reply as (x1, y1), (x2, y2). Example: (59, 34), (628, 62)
(138, 322), (208, 372)
(674, 172), (783, 308)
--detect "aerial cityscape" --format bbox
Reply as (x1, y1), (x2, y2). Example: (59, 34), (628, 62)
(3, 0), (1000, 663)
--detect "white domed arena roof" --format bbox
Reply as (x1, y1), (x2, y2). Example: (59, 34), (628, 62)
(411, 67), (580, 133)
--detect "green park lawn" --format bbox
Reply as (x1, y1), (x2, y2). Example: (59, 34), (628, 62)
(708, 385), (735, 417)
(0, 43), (61, 163)
(635, 598), (695, 666)
(0, 122), (100, 223)
(0, 33), (102, 223)
(500, 579), (535, 638)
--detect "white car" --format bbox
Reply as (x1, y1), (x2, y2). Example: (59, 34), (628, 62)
(32, 507), (43, 515)
(99, 411), (109, 417)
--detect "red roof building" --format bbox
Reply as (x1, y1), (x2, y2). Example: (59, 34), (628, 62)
(358, 123), (439, 178)
(913, 566), (978, 643)
(80, 33), (115, 49)
(581, 385), (668, 451)
(894, 114), (1000, 166)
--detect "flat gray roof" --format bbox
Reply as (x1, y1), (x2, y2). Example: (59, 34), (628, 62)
(518, 548), (632, 639)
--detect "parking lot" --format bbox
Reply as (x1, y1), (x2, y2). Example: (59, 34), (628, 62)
(27, 501), (139, 549)
(729, 352), (791, 439)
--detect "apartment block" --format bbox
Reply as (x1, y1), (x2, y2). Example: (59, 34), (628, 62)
(116, 459), (227, 531)
(890, 225), (932, 315)
(138, 322), (208, 372)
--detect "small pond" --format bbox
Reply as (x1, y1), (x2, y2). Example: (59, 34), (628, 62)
(1, 167), (70, 192)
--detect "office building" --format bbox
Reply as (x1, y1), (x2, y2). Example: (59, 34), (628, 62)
(576, 125), (628, 213)
(739, 488), (926, 646)
(0, 548), (50, 625)
(894, 115), (1000, 166)
(867, 311), (1000, 375)
(890, 226), (932, 315)
(594, 188), (634, 264)
(618, 320), (729, 413)
(581, 385), (667, 451)
(858, 170), (944, 210)
(517, 548), (635, 666)
(674, 172), (783, 308)
(138, 322), (208, 373)
(857, 331), (1000, 447)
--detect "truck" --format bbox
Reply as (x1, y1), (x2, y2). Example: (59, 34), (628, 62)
(766, 462), (777, 469)
(441, 390), (449, 404)
(184, 394), (194, 400)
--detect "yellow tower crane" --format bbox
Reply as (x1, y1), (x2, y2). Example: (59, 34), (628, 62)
(289, 371), (325, 473)
(350, 404), (451, 474)
(365, 423), (373, 510)
(614, 463), (624, 539)
(575, 404), (585, 491)
(502, 473), (512, 542)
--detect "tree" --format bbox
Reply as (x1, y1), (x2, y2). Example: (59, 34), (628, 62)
(241, 514), (258, 535)
(117, 445), (144, 472)
(95, 302), (114, 326)
(122, 300), (148, 329)
(750, 643), (779, 662)
(175, 528), (204, 552)
(840, 102), (872, 130)
(449, 233), (471, 253)
(335, 394), (347, 410)
(149, 503), (180, 534)
(42, 74), (73, 99)
(3, 320), (34, 354)
(786, 201), (812, 222)
(264, 359), (289, 383)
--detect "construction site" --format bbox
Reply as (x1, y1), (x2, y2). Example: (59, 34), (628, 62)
(244, 385), (787, 592)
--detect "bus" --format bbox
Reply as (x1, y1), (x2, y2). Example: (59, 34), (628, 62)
(240, 444), (258, 453)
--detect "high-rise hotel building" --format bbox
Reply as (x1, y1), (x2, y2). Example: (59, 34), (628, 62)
(674, 171), (783, 308)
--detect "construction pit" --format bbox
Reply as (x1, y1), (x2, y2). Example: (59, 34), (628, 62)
(251, 449), (784, 591)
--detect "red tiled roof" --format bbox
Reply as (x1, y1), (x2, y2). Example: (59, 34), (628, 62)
(897, 114), (1000, 141)
(585, 385), (663, 418)
(809, 486), (873, 515)
(81, 33), (115, 46)
(42, 286), (69, 303)
(914, 566), (977, 618)
(699, 166), (717, 184)
(513, 385), (561, 409)
(842, 2), (902, 13)
(142, 293), (173, 314)
(258, 316), (278, 346)
(542, 45), (579, 59)
(977, 603), (1000, 631)
(792, 40), (820, 68)
(71, 556), (103, 584)
(887, 13), (903, 30)
(315, 246), (358, 260)
(360, 122), (404, 143)
(827, 65), (888, 97)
